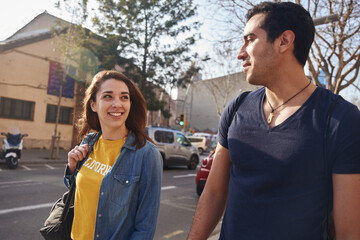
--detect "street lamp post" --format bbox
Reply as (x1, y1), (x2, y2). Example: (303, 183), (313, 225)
(313, 14), (339, 26)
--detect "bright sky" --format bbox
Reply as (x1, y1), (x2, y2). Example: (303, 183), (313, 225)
(0, 1), (68, 40)
(0, 0), (219, 51)
(0, 0), (228, 75)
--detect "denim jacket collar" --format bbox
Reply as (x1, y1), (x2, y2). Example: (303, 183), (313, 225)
(123, 131), (137, 151)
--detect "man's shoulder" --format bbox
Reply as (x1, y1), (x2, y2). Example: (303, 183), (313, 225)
(318, 87), (359, 116)
(227, 87), (264, 111)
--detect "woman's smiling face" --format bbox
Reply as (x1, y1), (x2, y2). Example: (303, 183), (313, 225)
(90, 78), (131, 136)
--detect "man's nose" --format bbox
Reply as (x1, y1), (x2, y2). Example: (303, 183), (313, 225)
(237, 44), (247, 60)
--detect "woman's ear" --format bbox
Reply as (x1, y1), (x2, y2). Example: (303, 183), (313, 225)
(90, 99), (97, 112)
(278, 30), (295, 53)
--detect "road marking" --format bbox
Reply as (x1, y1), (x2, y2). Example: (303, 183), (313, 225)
(0, 182), (42, 189)
(0, 202), (53, 215)
(45, 164), (55, 169)
(0, 180), (33, 185)
(161, 186), (176, 191)
(173, 174), (197, 178)
(21, 165), (31, 170)
(160, 199), (195, 212)
(163, 230), (184, 239)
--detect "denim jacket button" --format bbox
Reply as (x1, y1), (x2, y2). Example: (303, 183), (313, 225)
(96, 234), (100, 238)
(126, 180), (129, 184)
(101, 192), (104, 196)
(98, 214), (102, 217)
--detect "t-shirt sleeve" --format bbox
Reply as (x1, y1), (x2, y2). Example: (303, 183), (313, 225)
(218, 98), (238, 149)
(331, 104), (360, 173)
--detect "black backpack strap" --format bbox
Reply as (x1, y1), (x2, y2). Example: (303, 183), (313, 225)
(76, 132), (98, 170)
(229, 91), (251, 126)
(60, 132), (99, 222)
(324, 95), (342, 240)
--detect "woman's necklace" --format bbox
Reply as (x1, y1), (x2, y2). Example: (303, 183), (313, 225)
(266, 81), (311, 125)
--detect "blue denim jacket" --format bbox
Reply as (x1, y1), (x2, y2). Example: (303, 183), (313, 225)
(64, 131), (163, 240)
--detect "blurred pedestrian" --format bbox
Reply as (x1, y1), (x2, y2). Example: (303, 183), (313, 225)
(65, 70), (162, 239)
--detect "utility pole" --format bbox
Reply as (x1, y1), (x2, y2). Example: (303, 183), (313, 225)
(313, 14), (339, 26)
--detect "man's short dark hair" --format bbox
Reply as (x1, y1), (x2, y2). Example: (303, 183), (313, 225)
(246, 2), (315, 66)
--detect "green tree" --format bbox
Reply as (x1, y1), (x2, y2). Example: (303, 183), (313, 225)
(91, 0), (201, 113)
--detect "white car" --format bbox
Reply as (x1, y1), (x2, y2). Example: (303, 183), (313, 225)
(146, 127), (199, 169)
(187, 136), (211, 154)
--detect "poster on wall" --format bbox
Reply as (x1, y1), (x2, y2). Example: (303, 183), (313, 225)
(47, 61), (75, 98)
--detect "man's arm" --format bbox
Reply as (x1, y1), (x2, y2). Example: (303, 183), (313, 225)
(333, 174), (360, 239)
(188, 143), (231, 240)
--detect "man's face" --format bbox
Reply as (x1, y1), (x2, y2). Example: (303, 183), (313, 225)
(237, 14), (277, 85)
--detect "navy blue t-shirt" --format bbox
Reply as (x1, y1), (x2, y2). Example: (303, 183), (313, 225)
(218, 87), (360, 240)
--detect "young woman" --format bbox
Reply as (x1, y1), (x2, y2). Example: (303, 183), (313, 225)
(64, 70), (163, 240)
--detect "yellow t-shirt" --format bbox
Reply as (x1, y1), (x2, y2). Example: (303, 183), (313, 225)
(71, 135), (125, 240)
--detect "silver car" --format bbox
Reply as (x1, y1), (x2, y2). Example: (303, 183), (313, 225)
(146, 127), (199, 169)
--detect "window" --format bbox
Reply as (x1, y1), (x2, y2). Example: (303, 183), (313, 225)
(46, 104), (73, 124)
(154, 130), (174, 143)
(0, 97), (35, 120)
(188, 137), (203, 143)
(176, 133), (191, 146)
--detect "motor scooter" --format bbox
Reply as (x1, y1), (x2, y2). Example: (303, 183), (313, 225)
(1, 131), (28, 169)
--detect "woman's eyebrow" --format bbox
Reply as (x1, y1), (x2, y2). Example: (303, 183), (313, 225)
(101, 90), (129, 94)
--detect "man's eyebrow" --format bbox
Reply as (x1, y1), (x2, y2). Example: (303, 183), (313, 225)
(243, 33), (256, 40)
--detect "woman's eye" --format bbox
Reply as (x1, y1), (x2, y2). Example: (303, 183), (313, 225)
(103, 95), (112, 99)
(121, 95), (129, 100)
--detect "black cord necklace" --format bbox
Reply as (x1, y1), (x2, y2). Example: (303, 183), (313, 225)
(266, 81), (311, 125)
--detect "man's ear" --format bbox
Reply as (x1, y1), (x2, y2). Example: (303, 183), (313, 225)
(90, 99), (96, 112)
(278, 30), (295, 53)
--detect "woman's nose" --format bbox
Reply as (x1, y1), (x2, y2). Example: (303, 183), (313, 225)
(112, 98), (122, 107)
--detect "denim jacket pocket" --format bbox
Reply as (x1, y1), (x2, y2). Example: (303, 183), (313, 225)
(111, 174), (140, 206)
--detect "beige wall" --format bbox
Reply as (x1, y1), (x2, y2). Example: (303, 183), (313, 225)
(178, 72), (260, 132)
(0, 38), (76, 149)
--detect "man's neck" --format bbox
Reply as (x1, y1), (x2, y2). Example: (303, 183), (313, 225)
(264, 63), (310, 104)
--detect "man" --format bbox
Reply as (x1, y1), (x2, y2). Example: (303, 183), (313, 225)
(188, 2), (360, 240)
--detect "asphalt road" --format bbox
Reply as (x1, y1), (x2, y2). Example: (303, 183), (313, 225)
(0, 156), (207, 240)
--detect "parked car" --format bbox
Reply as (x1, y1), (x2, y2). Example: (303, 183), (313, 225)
(187, 136), (211, 154)
(195, 150), (215, 195)
(193, 133), (218, 150)
(146, 127), (199, 169)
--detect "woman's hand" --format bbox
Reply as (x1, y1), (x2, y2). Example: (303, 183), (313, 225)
(67, 144), (90, 174)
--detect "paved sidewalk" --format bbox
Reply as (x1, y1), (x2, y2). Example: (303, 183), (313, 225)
(20, 149), (69, 164)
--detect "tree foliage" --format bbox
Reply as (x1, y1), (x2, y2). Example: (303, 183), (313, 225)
(209, 0), (360, 94)
(90, 0), (201, 113)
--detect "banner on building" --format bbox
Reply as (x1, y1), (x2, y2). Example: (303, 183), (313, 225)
(47, 61), (75, 99)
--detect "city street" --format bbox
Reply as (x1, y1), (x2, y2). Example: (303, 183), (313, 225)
(0, 155), (210, 240)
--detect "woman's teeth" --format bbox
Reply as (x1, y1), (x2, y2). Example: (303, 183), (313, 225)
(109, 113), (121, 116)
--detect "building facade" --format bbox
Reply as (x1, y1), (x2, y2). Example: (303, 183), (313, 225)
(177, 72), (259, 133)
(0, 12), (98, 149)
(0, 11), (172, 149)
